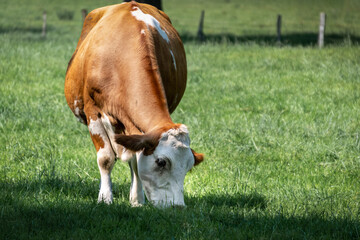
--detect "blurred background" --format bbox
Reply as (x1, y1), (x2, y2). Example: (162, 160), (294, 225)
(0, 0), (359, 45)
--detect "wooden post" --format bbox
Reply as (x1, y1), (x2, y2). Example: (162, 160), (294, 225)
(318, 12), (326, 48)
(42, 11), (47, 38)
(81, 9), (88, 23)
(197, 10), (205, 42)
(276, 14), (282, 45)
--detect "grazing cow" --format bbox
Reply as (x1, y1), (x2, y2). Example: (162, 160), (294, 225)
(64, 2), (203, 207)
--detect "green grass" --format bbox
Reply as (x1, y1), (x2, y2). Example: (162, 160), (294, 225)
(1, 0), (360, 239)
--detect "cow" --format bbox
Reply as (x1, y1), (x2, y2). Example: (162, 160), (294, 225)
(64, 1), (203, 207)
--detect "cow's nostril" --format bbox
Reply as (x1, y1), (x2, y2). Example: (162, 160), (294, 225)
(155, 158), (166, 167)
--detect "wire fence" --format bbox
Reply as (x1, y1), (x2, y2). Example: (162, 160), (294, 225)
(3, 1), (359, 47)
(169, 9), (360, 46)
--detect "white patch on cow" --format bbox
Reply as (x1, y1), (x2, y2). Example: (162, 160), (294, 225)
(122, 147), (134, 162)
(88, 117), (115, 204)
(74, 107), (80, 116)
(136, 124), (194, 207)
(131, 7), (169, 43)
(88, 117), (105, 136)
(100, 113), (122, 159)
(73, 99), (85, 123)
(169, 50), (177, 70)
(141, 29), (146, 35)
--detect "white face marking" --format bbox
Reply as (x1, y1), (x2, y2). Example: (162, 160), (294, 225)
(137, 125), (194, 207)
(131, 7), (169, 43)
(141, 29), (146, 35)
(169, 50), (177, 70)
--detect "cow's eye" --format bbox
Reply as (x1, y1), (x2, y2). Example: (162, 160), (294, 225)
(155, 158), (167, 168)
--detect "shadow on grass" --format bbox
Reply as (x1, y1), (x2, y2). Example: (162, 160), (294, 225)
(188, 192), (267, 210)
(180, 32), (360, 46)
(0, 176), (130, 200)
(1, 178), (359, 239)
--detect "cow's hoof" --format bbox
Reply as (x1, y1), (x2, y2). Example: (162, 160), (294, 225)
(130, 201), (144, 207)
(98, 191), (113, 204)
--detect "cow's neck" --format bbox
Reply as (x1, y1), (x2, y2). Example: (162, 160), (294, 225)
(117, 93), (174, 135)
(131, 109), (173, 134)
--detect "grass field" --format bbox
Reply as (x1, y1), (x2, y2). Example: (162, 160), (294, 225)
(1, 0), (360, 239)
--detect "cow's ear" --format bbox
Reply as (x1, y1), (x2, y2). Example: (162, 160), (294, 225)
(115, 134), (159, 156)
(191, 149), (204, 166)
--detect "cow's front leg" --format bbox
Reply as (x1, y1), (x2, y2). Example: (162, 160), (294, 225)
(88, 114), (116, 204)
(129, 153), (145, 206)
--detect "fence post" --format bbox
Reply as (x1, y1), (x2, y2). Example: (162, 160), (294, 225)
(276, 14), (282, 45)
(81, 9), (88, 24)
(197, 10), (205, 42)
(318, 12), (326, 48)
(42, 11), (47, 38)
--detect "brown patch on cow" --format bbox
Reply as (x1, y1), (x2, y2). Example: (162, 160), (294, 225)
(191, 148), (204, 166)
(90, 133), (105, 152)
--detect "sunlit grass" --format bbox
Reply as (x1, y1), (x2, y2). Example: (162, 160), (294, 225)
(1, 36), (359, 238)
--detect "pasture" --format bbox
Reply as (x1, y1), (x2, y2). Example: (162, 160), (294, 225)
(1, 0), (359, 239)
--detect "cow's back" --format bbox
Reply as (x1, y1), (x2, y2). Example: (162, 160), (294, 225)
(65, 2), (186, 128)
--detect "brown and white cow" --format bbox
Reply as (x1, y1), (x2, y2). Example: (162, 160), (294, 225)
(64, 2), (203, 207)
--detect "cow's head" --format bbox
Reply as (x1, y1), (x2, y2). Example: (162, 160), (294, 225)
(115, 124), (203, 207)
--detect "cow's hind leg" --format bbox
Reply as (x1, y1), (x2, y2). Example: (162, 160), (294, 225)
(87, 113), (116, 204)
